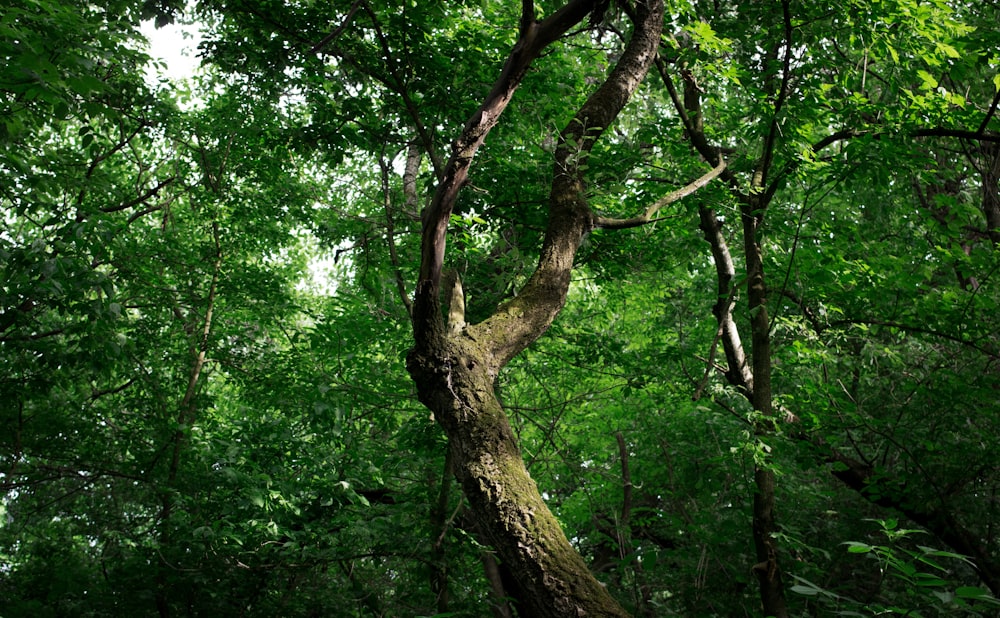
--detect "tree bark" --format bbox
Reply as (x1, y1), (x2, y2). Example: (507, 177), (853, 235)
(741, 197), (789, 618)
(407, 2), (665, 615)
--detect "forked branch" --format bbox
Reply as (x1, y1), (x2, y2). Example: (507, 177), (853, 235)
(471, 0), (665, 369)
(411, 0), (601, 343)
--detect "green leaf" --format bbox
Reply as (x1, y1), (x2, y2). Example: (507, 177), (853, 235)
(790, 584), (819, 596)
(844, 542), (873, 554)
(917, 70), (938, 90)
(956, 586), (1000, 603)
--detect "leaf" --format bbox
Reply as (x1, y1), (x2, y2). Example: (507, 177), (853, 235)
(936, 42), (960, 59)
(844, 542), (873, 553)
(917, 70), (938, 90)
(887, 45), (900, 64)
(790, 584), (819, 596)
(955, 586), (1000, 603)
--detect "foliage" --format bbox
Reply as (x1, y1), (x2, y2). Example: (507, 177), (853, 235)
(791, 520), (1000, 617)
(2, 0), (1000, 616)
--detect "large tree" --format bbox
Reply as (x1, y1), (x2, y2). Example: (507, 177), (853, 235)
(405, 2), (671, 615)
(4, 0), (1000, 616)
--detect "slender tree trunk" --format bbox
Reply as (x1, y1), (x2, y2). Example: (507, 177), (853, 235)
(980, 142), (1000, 245)
(662, 23), (791, 613)
(155, 220), (222, 617)
(741, 198), (789, 618)
(429, 450), (453, 613)
(480, 550), (515, 618)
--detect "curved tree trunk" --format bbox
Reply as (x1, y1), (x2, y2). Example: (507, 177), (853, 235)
(407, 1), (665, 615)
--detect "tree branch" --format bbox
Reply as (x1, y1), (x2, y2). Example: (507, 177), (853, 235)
(595, 157), (727, 229)
(977, 87), (1000, 136)
(100, 176), (177, 214)
(378, 153), (413, 315)
(358, 2), (444, 179)
(470, 0), (665, 369)
(753, 0), (794, 194)
(308, 0), (363, 54)
(411, 0), (601, 345)
(914, 127), (1000, 143)
(655, 58), (741, 192)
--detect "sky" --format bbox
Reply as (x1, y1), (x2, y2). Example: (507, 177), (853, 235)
(136, 17), (342, 295)
(139, 19), (203, 83)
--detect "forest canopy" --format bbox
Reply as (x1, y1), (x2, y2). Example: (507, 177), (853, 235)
(3, 0), (1000, 616)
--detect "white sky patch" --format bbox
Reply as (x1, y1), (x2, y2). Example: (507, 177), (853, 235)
(136, 19), (347, 299)
(293, 228), (348, 297)
(140, 19), (203, 85)
(302, 252), (341, 296)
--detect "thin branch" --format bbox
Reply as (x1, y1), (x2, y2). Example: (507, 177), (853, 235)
(354, 2), (445, 179)
(615, 432), (633, 527)
(826, 317), (999, 359)
(699, 205), (753, 397)
(402, 139), (422, 219)
(753, 0), (794, 194)
(126, 194), (179, 225)
(810, 128), (862, 152)
(976, 87), (1000, 136)
(74, 122), (147, 217)
(308, 0), (363, 54)
(594, 158), (727, 229)
(654, 57), (740, 192)
(913, 128), (1000, 143)
(100, 176), (177, 214)
(90, 378), (137, 400)
(378, 152), (414, 314)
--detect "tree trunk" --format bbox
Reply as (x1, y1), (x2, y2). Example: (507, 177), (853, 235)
(742, 199), (789, 618)
(407, 2), (665, 614)
(409, 337), (629, 616)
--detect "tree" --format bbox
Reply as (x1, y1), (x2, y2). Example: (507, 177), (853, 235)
(4, 0), (1000, 616)
(405, 3), (673, 615)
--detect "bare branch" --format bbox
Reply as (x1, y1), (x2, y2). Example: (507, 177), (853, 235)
(753, 0), (794, 194)
(378, 154), (413, 315)
(914, 128), (1000, 143)
(594, 157), (727, 229)
(100, 176), (177, 214)
(402, 139), (422, 219)
(977, 87), (1000, 136)
(358, 3), (445, 179)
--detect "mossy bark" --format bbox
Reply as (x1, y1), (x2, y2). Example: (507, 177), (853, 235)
(408, 335), (628, 617)
(407, 2), (664, 615)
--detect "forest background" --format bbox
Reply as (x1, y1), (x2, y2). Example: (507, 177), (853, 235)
(3, 0), (1000, 616)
